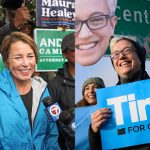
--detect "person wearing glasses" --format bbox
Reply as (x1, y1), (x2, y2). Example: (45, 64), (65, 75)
(88, 37), (150, 149)
(110, 37), (150, 84)
(75, 0), (118, 66)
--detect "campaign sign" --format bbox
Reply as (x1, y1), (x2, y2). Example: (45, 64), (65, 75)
(96, 79), (150, 149)
(75, 105), (98, 150)
(36, 0), (75, 29)
(34, 29), (74, 71)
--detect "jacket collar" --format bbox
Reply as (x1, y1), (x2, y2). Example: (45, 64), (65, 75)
(117, 70), (150, 85)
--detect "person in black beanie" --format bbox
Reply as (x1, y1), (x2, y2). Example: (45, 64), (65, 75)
(88, 37), (150, 150)
(0, 0), (30, 45)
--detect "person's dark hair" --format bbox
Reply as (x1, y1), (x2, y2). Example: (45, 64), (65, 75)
(61, 32), (75, 53)
(1, 0), (23, 9)
(125, 38), (146, 71)
(0, 32), (38, 66)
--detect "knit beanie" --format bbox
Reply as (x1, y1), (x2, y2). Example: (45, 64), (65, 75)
(109, 36), (146, 71)
(82, 77), (105, 95)
(61, 32), (75, 53)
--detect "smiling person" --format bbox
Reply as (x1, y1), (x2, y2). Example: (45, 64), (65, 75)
(110, 36), (150, 84)
(76, 77), (105, 107)
(88, 36), (150, 150)
(0, 32), (60, 149)
(75, 0), (118, 66)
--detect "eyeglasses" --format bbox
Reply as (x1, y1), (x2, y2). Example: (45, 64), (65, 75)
(75, 14), (114, 33)
(110, 47), (135, 60)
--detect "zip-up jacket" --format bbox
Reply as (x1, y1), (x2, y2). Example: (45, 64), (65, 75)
(0, 68), (60, 150)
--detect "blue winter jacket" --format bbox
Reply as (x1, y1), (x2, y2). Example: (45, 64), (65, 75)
(0, 69), (60, 150)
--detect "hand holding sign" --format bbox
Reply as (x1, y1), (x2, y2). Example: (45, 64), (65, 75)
(91, 108), (112, 133)
(96, 79), (150, 149)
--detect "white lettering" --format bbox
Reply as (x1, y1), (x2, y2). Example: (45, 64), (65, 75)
(123, 10), (132, 22)
(40, 38), (62, 47)
(137, 98), (150, 121)
(41, 0), (74, 8)
(40, 39), (47, 47)
(42, 0), (51, 6)
(128, 94), (139, 123)
(116, 6), (150, 24)
(107, 94), (150, 125)
(41, 8), (50, 17)
(107, 96), (127, 125)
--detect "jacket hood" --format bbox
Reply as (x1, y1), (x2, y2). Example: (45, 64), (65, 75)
(30, 76), (47, 95)
(0, 68), (47, 97)
(0, 68), (17, 97)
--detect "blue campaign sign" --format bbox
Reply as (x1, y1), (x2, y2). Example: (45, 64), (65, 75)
(75, 105), (98, 150)
(96, 79), (150, 149)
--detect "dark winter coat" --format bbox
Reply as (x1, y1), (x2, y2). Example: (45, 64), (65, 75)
(48, 62), (75, 110)
(48, 62), (75, 150)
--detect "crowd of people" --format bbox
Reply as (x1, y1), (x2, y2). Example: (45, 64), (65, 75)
(0, 0), (150, 149)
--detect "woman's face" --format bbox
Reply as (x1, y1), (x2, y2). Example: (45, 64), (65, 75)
(75, 0), (117, 66)
(84, 83), (98, 105)
(111, 40), (142, 78)
(7, 41), (36, 83)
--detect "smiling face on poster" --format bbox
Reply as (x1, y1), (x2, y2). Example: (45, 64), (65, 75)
(75, 0), (117, 66)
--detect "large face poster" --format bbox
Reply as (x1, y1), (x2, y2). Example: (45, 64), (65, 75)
(75, 0), (150, 149)
(75, 0), (150, 103)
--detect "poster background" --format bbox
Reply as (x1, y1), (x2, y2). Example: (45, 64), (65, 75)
(75, 0), (150, 103)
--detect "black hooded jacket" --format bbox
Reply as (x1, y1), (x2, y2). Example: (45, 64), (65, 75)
(48, 62), (75, 110)
(48, 62), (75, 150)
